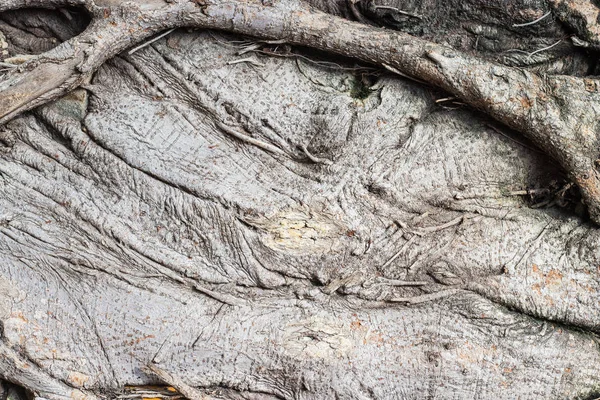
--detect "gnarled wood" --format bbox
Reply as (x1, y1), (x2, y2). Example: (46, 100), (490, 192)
(1, 3), (600, 400)
(1, 0), (600, 223)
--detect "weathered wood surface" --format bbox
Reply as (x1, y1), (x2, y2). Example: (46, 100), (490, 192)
(0, 4), (599, 400)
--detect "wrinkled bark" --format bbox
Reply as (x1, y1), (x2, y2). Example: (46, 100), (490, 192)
(1, 2), (600, 400)
(2, 0), (600, 224)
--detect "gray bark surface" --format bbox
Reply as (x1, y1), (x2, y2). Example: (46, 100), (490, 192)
(0, 3), (600, 400)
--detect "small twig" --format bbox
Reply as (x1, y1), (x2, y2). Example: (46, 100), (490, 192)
(194, 284), (248, 307)
(411, 212), (430, 225)
(118, 393), (182, 399)
(128, 28), (176, 55)
(119, 387), (183, 399)
(512, 11), (551, 27)
(436, 96), (466, 109)
(262, 39), (288, 45)
(511, 182), (572, 207)
(388, 288), (461, 304)
(509, 189), (533, 196)
(531, 199), (553, 209)
(416, 216), (464, 234)
(380, 236), (416, 270)
(373, 4), (423, 19)
(382, 63), (428, 85)
(227, 57), (265, 67)
(393, 219), (424, 237)
(237, 44), (261, 55)
(504, 39), (563, 63)
(527, 39), (562, 60)
(301, 144), (333, 165)
(293, 52), (373, 71)
(216, 121), (287, 156)
(394, 214), (463, 237)
(435, 96), (456, 103)
(571, 36), (591, 48)
(143, 364), (205, 400)
(394, 219), (409, 230)
(0, 61), (17, 68)
(208, 32), (254, 48)
(237, 39), (287, 55)
(556, 182), (574, 196)
(252, 48), (373, 71)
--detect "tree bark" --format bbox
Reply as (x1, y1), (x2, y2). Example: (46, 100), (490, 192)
(2, 0), (600, 224)
(0, 2), (600, 400)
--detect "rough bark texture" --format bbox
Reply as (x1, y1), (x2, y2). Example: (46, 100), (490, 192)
(1, 2), (600, 400)
(2, 0), (600, 224)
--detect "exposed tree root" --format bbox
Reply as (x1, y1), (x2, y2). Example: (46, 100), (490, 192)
(142, 364), (204, 400)
(548, 0), (600, 46)
(1, 0), (600, 224)
(0, 342), (98, 400)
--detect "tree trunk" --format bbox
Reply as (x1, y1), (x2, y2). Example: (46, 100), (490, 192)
(1, 2), (600, 400)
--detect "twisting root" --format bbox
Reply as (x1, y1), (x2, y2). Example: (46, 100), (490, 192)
(0, 342), (99, 400)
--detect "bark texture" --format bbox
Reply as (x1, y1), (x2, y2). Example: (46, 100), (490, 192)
(0, 3), (600, 400)
(2, 0), (600, 224)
